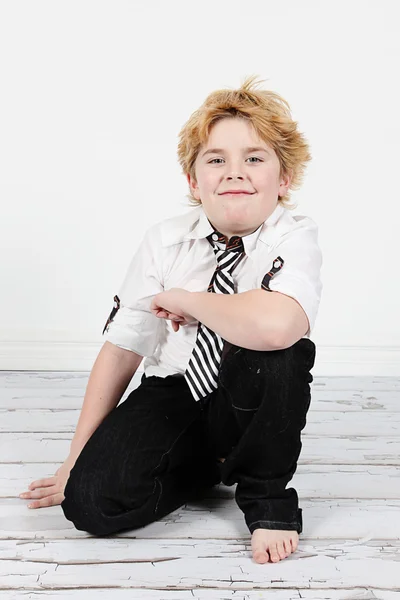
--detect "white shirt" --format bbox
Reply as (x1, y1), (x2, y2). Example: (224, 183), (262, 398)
(102, 202), (323, 378)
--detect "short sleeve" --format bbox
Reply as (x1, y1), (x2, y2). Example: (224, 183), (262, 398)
(260, 217), (323, 337)
(102, 225), (165, 356)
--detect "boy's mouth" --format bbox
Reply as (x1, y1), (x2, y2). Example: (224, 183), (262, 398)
(219, 191), (255, 195)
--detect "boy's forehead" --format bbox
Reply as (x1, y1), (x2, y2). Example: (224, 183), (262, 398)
(197, 139), (274, 158)
(200, 130), (272, 154)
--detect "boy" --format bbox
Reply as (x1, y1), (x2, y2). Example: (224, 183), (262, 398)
(21, 76), (322, 564)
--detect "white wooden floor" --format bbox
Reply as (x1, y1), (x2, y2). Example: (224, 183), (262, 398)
(1, 371), (400, 599)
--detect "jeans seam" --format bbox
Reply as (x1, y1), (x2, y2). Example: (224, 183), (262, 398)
(154, 478), (163, 514)
(152, 413), (200, 514)
(152, 415), (198, 474)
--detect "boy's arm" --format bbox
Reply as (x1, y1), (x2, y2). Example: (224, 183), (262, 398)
(183, 289), (286, 351)
(69, 341), (143, 459)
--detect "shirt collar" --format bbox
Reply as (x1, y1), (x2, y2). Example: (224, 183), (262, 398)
(182, 202), (286, 258)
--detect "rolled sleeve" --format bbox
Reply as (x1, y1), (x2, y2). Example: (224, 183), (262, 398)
(102, 225), (165, 356)
(261, 218), (323, 336)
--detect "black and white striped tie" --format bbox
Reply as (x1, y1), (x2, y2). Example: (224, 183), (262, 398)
(184, 230), (245, 401)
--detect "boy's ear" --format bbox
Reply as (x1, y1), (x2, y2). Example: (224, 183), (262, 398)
(187, 173), (200, 199)
(279, 168), (293, 196)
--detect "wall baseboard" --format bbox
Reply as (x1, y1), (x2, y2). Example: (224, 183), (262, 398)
(0, 341), (399, 375)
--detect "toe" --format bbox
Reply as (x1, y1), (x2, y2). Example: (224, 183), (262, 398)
(253, 549), (269, 564)
(269, 544), (280, 562)
(277, 541), (287, 560)
(283, 539), (292, 556)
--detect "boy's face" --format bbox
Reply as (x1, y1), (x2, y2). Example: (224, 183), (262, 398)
(187, 117), (292, 242)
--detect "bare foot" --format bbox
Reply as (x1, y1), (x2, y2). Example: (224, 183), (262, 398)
(251, 528), (299, 563)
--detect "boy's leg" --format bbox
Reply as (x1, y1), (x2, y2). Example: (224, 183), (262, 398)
(61, 373), (221, 536)
(203, 337), (316, 535)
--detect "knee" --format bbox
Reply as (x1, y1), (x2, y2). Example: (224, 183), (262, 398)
(61, 470), (105, 536)
(219, 339), (316, 411)
(231, 338), (316, 377)
(61, 464), (157, 537)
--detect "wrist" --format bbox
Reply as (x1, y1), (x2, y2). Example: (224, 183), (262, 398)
(183, 291), (201, 321)
(69, 437), (89, 457)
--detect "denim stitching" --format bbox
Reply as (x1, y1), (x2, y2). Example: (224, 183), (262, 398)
(153, 414), (199, 474)
(152, 413), (200, 514)
(248, 519), (300, 529)
(154, 478), (163, 514)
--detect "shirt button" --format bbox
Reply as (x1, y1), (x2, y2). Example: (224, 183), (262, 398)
(212, 234), (219, 241)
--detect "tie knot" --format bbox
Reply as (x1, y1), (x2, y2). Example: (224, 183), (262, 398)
(207, 231), (244, 254)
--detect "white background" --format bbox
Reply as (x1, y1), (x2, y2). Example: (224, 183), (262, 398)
(0, 0), (398, 374)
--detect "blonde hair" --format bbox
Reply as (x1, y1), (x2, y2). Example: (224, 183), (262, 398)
(177, 75), (312, 210)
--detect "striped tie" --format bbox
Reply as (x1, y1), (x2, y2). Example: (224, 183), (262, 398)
(184, 230), (245, 401)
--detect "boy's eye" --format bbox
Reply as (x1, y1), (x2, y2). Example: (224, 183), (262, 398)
(209, 157), (262, 164)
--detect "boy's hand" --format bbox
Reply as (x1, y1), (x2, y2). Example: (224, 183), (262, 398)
(150, 288), (197, 332)
(19, 454), (77, 509)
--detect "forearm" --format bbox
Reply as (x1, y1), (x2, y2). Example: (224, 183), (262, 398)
(184, 289), (281, 351)
(69, 341), (143, 456)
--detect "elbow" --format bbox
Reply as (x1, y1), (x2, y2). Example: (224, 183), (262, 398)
(271, 331), (290, 351)
(271, 324), (308, 351)
(259, 325), (288, 351)
(262, 316), (299, 350)
(272, 333), (292, 351)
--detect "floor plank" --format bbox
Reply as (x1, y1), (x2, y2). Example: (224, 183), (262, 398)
(3, 464), (400, 499)
(2, 408), (400, 437)
(2, 387), (400, 412)
(0, 589), (399, 599)
(2, 497), (400, 539)
(2, 433), (400, 465)
(1, 539), (400, 591)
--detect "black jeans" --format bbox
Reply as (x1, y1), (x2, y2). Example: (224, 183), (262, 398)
(61, 337), (316, 536)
